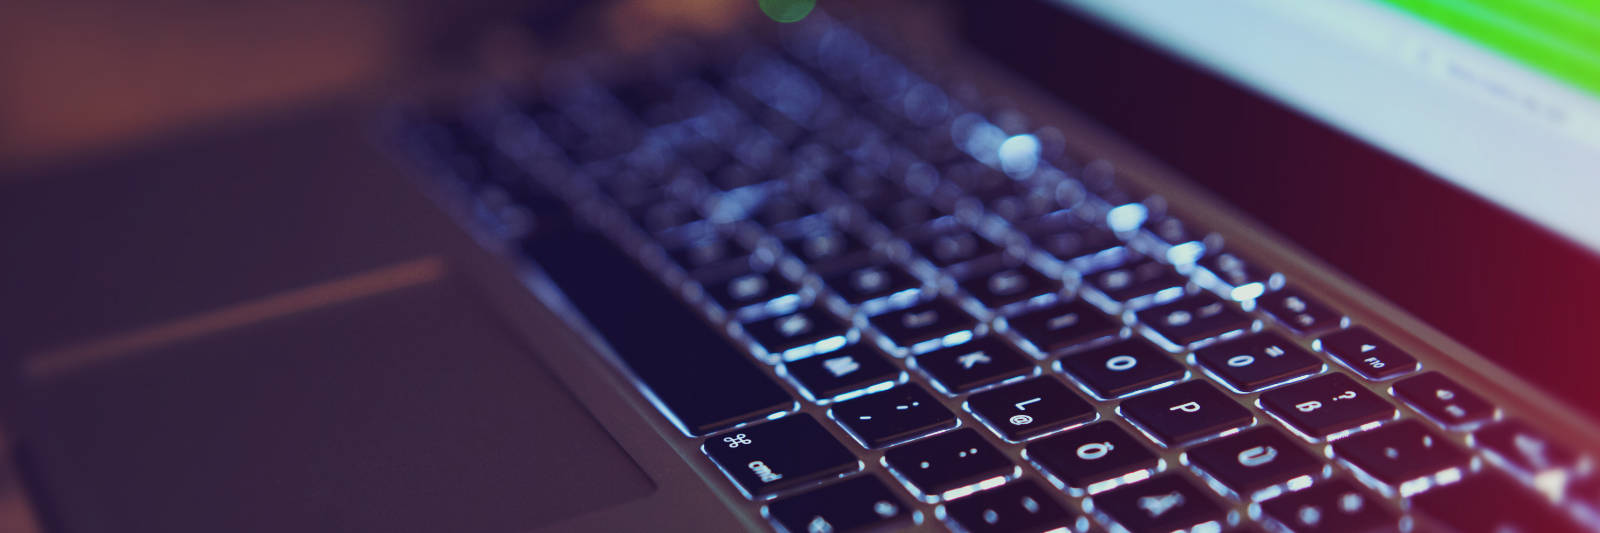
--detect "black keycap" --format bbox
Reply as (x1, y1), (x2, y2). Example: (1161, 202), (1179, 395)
(914, 230), (1002, 269)
(1391, 371), (1496, 427)
(1475, 420), (1579, 475)
(833, 168), (905, 210)
(1119, 380), (1252, 446)
(745, 307), (851, 362)
(1091, 473), (1227, 533)
(879, 197), (948, 231)
(1057, 339), (1184, 399)
(704, 269), (800, 315)
(1257, 288), (1342, 336)
(916, 338), (1036, 395)
(960, 264), (1061, 309)
(709, 162), (770, 191)
(968, 377), (1097, 441)
(667, 233), (751, 274)
(1193, 333), (1322, 392)
(526, 230), (792, 435)
(1085, 258), (1186, 303)
(1197, 251), (1278, 300)
(785, 230), (870, 270)
(870, 299), (979, 354)
(752, 196), (819, 229)
(946, 161), (1013, 196)
(1260, 373), (1395, 438)
(766, 475), (914, 533)
(883, 429), (1015, 499)
(987, 187), (1059, 223)
(1258, 478), (1398, 533)
(823, 261), (921, 306)
(831, 384), (957, 448)
(1316, 328), (1417, 380)
(1021, 210), (1124, 264)
(1186, 427), (1322, 496)
(1330, 420), (1471, 488)
(676, 138), (730, 175)
(1025, 422), (1159, 490)
(632, 200), (705, 235)
(1006, 299), (1121, 356)
(610, 78), (690, 125)
(942, 479), (1079, 533)
(1144, 215), (1204, 248)
(601, 174), (668, 209)
(1135, 293), (1252, 347)
(703, 415), (860, 498)
(784, 345), (900, 402)
(1413, 470), (1585, 533)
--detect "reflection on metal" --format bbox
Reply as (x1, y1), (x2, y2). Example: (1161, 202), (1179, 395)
(24, 256), (448, 380)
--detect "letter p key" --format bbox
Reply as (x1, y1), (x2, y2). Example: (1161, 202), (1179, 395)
(1169, 401), (1202, 413)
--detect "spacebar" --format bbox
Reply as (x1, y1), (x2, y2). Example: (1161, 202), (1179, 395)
(524, 229), (793, 436)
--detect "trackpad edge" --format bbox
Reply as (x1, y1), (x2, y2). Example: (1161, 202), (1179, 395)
(16, 278), (655, 533)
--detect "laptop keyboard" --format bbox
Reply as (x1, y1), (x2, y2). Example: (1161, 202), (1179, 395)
(401, 13), (1596, 533)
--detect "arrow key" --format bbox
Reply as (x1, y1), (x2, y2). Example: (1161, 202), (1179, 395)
(916, 338), (1036, 395)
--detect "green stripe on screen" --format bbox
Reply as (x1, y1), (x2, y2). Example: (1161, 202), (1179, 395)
(1377, 0), (1600, 98)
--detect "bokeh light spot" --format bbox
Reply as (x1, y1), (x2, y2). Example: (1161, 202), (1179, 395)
(759, 0), (816, 23)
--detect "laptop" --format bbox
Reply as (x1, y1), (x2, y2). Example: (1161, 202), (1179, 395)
(3, 1), (1599, 532)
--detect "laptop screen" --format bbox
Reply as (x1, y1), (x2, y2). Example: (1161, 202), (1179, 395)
(1056, 0), (1600, 255)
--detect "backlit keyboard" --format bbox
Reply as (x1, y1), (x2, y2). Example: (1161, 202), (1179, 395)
(401, 13), (1595, 533)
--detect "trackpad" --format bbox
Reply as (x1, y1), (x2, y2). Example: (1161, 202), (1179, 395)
(17, 276), (655, 533)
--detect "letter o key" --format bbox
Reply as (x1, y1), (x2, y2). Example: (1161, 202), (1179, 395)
(1106, 355), (1138, 372)
(1077, 441), (1115, 460)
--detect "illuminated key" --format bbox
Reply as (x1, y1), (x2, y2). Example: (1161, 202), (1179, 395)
(1259, 478), (1398, 533)
(1259, 373), (1395, 438)
(1186, 426), (1321, 496)
(703, 415), (859, 498)
(1091, 473), (1226, 533)
(941, 479), (1078, 533)
(1391, 372), (1495, 427)
(831, 384), (956, 448)
(883, 429), (1014, 500)
(765, 475), (913, 533)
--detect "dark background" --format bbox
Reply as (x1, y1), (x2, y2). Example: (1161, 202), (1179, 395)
(965, 1), (1600, 420)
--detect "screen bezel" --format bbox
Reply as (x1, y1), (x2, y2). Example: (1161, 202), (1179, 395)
(961, 0), (1600, 418)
